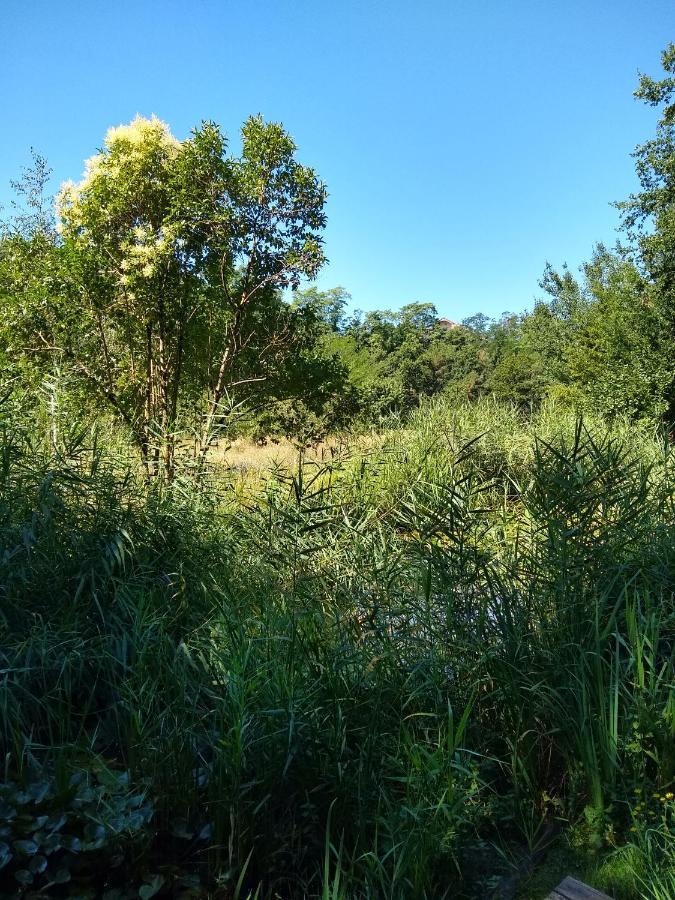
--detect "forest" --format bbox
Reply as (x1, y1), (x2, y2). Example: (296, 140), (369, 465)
(0, 39), (674, 900)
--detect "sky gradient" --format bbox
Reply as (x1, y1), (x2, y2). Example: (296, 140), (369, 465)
(1, 0), (673, 320)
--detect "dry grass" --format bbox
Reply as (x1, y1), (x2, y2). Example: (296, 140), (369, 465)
(207, 433), (384, 473)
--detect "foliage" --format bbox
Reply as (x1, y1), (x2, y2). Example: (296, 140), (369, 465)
(0, 763), (153, 896)
(617, 41), (675, 422)
(1, 115), (327, 477)
(0, 399), (673, 897)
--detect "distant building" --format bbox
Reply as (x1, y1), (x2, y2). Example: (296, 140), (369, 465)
(437, 317), (460, 330)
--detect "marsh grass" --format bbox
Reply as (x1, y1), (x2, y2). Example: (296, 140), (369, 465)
(0, 400), (673, 897)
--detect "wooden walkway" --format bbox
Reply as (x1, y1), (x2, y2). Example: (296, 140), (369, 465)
(548, 876), (612, 899)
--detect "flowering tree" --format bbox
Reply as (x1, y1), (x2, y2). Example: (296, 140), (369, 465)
(3, 115), (327, 477)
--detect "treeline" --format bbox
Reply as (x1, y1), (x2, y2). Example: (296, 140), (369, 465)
(279, 243), (670, 439)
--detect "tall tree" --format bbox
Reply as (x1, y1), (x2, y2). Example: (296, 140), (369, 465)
(1, 115), (327, 477)
(290, 286), (351, 332)
(618, 42), (675, 421)
(566, 248), (669, 419)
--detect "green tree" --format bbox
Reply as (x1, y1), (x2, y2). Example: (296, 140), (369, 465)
(497, 263), (587, 405)
(1, 116), (327, 477)
(618, 42), (675, 420)
(291, 286), (351, 332)
(243, 294), (354, 443)
(567, 247), (669, 419)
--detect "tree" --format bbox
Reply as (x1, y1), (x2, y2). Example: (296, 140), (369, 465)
(2, 115), (327, 477)
(618, 43), (675, 421)
(566, 247), (669, 419)
(290, 286), (351, 332)
(491, 262), (588, 406)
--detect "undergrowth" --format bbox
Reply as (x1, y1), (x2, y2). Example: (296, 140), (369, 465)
(0, 400), (673, 898)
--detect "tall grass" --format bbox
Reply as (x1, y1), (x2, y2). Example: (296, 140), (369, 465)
(0, 399), (673, 897)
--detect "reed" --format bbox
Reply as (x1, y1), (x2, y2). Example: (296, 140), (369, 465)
(0, 400), (672, 897)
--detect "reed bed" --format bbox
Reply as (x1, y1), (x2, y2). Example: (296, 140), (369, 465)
(0, 400), (673, 898)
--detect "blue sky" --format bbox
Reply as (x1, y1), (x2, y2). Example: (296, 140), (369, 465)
(1, 0), (673, 320)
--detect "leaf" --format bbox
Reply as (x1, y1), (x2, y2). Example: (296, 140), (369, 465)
(197, 823), (212, 841)
(13, 838), (38, 855)
(83, 823), (105, 842)
(74, 786), (96, 804)
(15, 869), (34, 885)
(42, 832), (62, 853)
(28, 780), (51, 803)
(62, 835), (82, 852)
(0, 840), (12, 869)
(53, 867), (72, 883)
(0, 800), (17, 820)
(29, 853), (48, 874)
(46, 812), (66, 832)
(139, 873), (164, 899)
(127, 811), (147, 830)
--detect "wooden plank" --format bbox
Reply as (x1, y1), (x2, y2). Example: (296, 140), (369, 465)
(549, 876), (612, 900)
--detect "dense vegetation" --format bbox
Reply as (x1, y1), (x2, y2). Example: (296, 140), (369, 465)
(0, 44), (674, 900)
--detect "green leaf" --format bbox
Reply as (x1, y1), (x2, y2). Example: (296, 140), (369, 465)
(13, 838), (38, 855)
(29, 853), (48, 874)
(127, 811), (147, 830)
(0, 840), (12, 869)
(62, 835), (82, 852)
(42, 832), (62, 853)
(0, 800), (17, 820)
(28, 780), (51, 803)
(15, 868), (34, 885)
(139, 873), (164, 899)
(46, 812), (66, 831)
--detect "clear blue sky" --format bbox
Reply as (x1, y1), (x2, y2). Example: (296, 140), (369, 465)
(1, 0), (673, 320)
